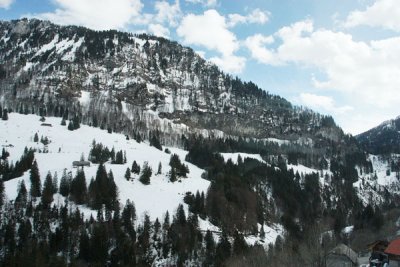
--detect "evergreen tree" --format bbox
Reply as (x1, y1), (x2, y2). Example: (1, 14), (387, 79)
(2, 108), (8, 120)
(88, 164), (118, 210)
(157, 162), (162, 175)
(72, 115), (80, 130)
(68, 120), (74, 131)
(125, 168), (131, 181)
(59, 169), (70, 197)
(60, 117), (66, 126)
(139, 162), (152, 185)
(41, 172), (54, 207)
(29, 160), (41, 197)
(150, 131), (162, 150)
(70, 169), (87, 204)
(15, 180), (27, 206)
(175, 204), (186, 225)
(169, 154), (189, 177)
(33, 132), (39, 142)
(169, 167), (177, 182)
(131, 160), (140, 174)
(1, 148), (9, 160)
(52, 171), (58, 194)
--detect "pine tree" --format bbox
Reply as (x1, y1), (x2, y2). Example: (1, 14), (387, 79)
(88, 164), (118, 210)
(72, 115), (80, 130)
(139, 162), (152, 185)
(122, 200), (136, 231)
(125, 168), (131, 181)
(2, 108), (8, 120)
(68, 120), (74, 131)
(15, 180), (27, 206)
(70, 169), (87, 204)
(175, 204), (186, 225)
(34, 133), (39, 142)
(131, 160), (140, 174)
(41, 172), (54, 207)
(1, 148), (9, 160)
(30, 160), (41, 197)
(59, 169), (70, 197)
(157, 162), (162, 175)
(169, 167), (177, 182)
(52, 171), (58, 194)
(60, 118), (66, 126)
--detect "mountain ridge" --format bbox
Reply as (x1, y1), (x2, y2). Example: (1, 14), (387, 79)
(357, 115), (400, 154)
(0, 18), (351, 152)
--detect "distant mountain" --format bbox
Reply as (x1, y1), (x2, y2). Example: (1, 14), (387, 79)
(356, 116), (400, 154)
(0, 18), (351, 151)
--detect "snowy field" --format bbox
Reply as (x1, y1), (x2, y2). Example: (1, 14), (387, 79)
(1, 113), (210, 222)
(0, 113), (284, 245)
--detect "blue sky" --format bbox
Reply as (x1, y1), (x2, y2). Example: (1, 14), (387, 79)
(1, 0), (399, 134)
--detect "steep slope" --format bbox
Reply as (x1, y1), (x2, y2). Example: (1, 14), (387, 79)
(0, 18), (352, 152)
(357, 116), (400, 154)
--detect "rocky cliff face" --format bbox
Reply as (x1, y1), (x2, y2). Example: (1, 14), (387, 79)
(0, 18), (350, 149)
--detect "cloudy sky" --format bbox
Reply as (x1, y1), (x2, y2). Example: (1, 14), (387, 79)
(1, 0), (399, 134)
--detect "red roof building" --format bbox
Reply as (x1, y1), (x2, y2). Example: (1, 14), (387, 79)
(384, 238), (400, 260)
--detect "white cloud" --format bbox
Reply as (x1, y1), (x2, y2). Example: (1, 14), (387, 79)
(247, 8), (270, 24)
(154, 0), (181, 27)
(148, 24), (170, 38)
(344, 0), (400, 31)
(0, 0), (13, 9)
(298, 93), (353, 115)
(210, 54), (246, 74)
(185, 0), (217, 7)
(177, 9), (245, 73)
(177, 9), (238, 56)
(28, 0), (143, 30)
(227, 14), (247, 27)
(245, 19), (400, 109)
(227, 8), (270, 27)
(244, 34), (279, 65)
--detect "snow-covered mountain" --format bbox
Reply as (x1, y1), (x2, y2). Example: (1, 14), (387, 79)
(357, 116), (400, 154)
(2, 18), (400, 266)
(0, 18), (352, 150)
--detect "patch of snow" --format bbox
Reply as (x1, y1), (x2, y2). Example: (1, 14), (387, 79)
(78, 91), (91, 106)
(264, 138), (290, 146)
(220, 152), (265, 164)
(34, 34), (59, 57)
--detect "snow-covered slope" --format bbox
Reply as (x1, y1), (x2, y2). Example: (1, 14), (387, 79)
(1, 113), (209, 221)
(1, 112), (284, 248)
